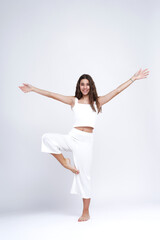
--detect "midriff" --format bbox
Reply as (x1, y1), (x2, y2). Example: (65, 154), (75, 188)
(74, 126), (94, 133)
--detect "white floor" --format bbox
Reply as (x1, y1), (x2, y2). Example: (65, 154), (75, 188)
(0, 204), (160, 240)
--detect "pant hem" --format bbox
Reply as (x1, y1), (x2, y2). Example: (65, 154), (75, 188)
(70, 191), (91, 199)
(41, 150), (62, 154)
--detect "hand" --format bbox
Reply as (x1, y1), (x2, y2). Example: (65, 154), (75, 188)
(131, 68), (149, 81)
(18, 83), (34, 93)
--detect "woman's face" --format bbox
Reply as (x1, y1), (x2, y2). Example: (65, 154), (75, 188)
(80, 79), (90, 96)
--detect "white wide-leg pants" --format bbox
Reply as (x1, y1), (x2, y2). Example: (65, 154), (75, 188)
(41, 127), (94, 199)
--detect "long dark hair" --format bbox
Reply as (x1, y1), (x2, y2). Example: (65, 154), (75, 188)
(75, 74), (102, 114)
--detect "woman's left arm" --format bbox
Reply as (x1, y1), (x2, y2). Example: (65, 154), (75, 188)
(98, 68), (150, 107)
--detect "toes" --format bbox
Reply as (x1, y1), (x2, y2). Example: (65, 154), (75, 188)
(78, 217), (87, 221)
(74, 168), (79, 174)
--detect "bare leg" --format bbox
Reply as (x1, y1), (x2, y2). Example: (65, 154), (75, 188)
(50, 153), (80, 174)
(78, 198), (91, 222)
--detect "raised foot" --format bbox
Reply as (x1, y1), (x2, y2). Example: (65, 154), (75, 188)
(64, 158), (80, 174)
(78, 212), (90, 222)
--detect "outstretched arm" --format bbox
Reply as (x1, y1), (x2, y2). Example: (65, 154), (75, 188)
(18, 83), (74, 106)
(98, 68), (149, 107)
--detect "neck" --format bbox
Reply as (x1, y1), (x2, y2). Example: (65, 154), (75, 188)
(81, 95), (89, 101)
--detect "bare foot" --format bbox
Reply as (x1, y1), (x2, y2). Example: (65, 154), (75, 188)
(64, 158), (80, 174)
(78, 211), (90, 222)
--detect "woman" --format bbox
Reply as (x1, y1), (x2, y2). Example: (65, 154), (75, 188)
(19, 68), (149, 222)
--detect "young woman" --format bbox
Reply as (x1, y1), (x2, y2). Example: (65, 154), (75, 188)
(19, 68), (149, 222)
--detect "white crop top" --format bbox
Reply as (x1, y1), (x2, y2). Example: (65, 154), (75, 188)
(71, 97), (98, 128)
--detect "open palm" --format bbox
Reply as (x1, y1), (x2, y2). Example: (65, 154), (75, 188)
(18, 83), (33, 93)
(132, 68), (149, 81)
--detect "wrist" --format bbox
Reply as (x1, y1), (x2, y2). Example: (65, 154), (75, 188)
(130, 77), (136, 82)
(31, 86), (36, 92)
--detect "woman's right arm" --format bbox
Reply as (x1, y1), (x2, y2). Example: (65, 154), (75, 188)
(18, 83), (74, 106)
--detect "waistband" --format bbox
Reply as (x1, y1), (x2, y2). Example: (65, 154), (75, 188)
(68, 127), (94, 141)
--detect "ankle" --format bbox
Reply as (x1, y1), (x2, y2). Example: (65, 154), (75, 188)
(83, 209), (89, 214)
(63, 158), (68, 166)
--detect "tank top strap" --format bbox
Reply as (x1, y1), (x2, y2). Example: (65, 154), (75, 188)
(74, 97), (78, 104)
(72, 97), (78, 108)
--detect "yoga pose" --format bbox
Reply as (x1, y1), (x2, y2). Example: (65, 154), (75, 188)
(18, 68), (149, 222)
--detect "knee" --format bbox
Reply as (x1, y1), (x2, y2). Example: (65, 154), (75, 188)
(42, 133), (50, 142)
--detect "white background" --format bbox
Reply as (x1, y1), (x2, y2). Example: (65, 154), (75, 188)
(0, 0), (160, 215)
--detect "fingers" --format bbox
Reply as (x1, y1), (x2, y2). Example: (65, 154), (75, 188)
(138, 68), (150, 76)
(143, 69), (150, 76)
(142, 68), (149, 74)
(136, 69), (141, 75)
(18, 85), (28, 93)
